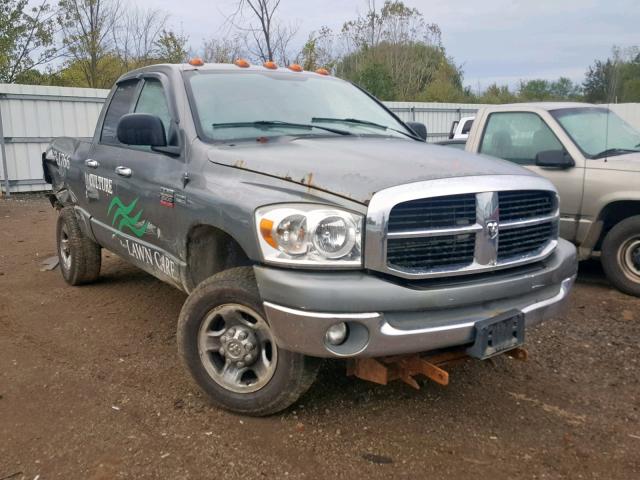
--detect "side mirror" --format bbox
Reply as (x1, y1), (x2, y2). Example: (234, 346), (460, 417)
(406, 121), (427, 141)
(449, 120), (459, 139)
(117, 113), (167, 147)
(535, 150), (575, 169)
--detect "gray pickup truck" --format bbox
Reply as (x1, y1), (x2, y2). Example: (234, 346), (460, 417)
(43, 61), (577, 415)
(462, 103), (640, 297)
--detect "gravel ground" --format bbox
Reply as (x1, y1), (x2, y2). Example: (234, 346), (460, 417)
(1, 195), (639, 479)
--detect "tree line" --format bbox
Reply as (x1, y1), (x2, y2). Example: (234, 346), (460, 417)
(1, 0), (638, 104)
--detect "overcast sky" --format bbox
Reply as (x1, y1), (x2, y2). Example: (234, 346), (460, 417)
(143, 0), (640, 90)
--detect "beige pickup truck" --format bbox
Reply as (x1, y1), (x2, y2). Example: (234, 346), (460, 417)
(462, 103), (640, 296)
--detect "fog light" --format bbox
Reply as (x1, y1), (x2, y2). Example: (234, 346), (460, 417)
(325, 322), (348, 346)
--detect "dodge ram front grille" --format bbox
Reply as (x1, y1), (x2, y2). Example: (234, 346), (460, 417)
(364, 177), (560, 280)
(387, 234), (476, 269)
(497, 222), (556, 261)
(498, 190), (556, 222)
(388, 194), (476, 231)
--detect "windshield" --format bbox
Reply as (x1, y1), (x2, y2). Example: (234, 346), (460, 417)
(551, 107), (640, 158)
(185, 70), (413, 142)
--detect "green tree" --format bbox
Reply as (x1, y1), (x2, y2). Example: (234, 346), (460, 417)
(476, 83), (518, 104)
(584, 46), (640, 102)
(353, 61), (395, 99)
(299, 26), (335, 71)
(58, 0), (121, 88)
(335, 1), (463, 101)
(0, 0), (60, 83)
(154, 30), (188, 64)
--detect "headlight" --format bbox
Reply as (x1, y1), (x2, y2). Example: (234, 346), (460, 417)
(255, 204), (362, 267)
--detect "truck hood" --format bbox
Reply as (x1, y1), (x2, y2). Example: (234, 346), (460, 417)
(207, 136), (535, 204)
(590, 152), (640, 172)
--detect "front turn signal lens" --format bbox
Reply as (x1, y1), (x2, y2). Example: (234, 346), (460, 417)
(259, 219), (277, 248)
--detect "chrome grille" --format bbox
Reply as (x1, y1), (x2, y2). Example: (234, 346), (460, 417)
(388, 194), (476, 231)
(498, 222), (556, 261)
(498, 190), (555, 222)
(365, 177), (560, 280)
(387, 234), (475, 269)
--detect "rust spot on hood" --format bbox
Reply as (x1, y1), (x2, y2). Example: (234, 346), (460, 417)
(300, 172), (314, 189)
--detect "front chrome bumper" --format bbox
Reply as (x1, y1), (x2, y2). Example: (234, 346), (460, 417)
(256, 239), (578, 358)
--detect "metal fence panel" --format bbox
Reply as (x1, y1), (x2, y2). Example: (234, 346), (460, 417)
(0, 83), (109, 194)
(384, 101), (489, 142)
(609, 103), (640, 130)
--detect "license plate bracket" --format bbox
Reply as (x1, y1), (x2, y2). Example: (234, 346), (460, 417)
(467, 310), (525, 360)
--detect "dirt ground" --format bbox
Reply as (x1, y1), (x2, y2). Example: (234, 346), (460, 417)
(1, 195), (639, 480)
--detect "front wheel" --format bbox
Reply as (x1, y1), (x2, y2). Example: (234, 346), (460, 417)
(56, 207), (101, 286)
(601, 215), (640, 297)
(177, 267), (320, 416)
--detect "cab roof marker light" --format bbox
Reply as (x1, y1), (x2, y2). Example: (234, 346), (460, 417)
(288, 64), (303, 72)
(188, 57), (204, 67)
(263, 61), (278, 69)
(234, 59), (250, 68)
(315, 68), (330, 76)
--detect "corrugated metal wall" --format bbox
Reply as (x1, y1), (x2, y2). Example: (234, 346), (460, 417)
(609, 103), (640, 130)
(384, 101), (487, 142)
(1, 82), (639, 194)
(0, 84), (109, 193)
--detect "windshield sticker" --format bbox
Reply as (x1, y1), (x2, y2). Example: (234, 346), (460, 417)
(108, 197), (149, 238)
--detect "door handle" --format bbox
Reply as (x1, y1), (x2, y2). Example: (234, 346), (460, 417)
(115, 166), (132, 177)
(85, 159), (99, 168)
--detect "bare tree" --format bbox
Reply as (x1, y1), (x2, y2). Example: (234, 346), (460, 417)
(58, 0), (122, 87)
(201, 36), (245, 63)
(113, 6), (168, 69)
(227, 0), (297, 64)
(298, 26), (336, 71)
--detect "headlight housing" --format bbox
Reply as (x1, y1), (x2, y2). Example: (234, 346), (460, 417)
(255, 204), (363, 267)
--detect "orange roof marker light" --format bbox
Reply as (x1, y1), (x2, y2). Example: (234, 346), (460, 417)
(288, 64), (303, 72)
(315, 68), (330, 76)
(263, 61), (277, 69)
(188, 57), (204, 67)
(234, 58), (250, 68)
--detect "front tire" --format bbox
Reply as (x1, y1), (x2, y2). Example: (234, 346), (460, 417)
(177, 267), (320, 416)
(601, 215), (640, 297)
(56, 207), (101, 286)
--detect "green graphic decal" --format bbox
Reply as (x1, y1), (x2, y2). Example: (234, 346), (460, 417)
(108, 196), (149, 238)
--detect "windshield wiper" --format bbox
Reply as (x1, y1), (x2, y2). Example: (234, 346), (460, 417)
(593, 147), (639, 159)
(311, 117), (420, 140)
(211, 120), (351, 136)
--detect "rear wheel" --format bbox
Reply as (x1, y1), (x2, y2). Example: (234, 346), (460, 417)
(56, 207), (101, 285)
(177, 267), (320, 416)
(601, 215), (640, 297)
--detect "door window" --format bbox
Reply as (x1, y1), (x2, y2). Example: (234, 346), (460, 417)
(100, 80), (139, 145)
(479, 112), (563, 165)
(134, 79), (172, 144)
